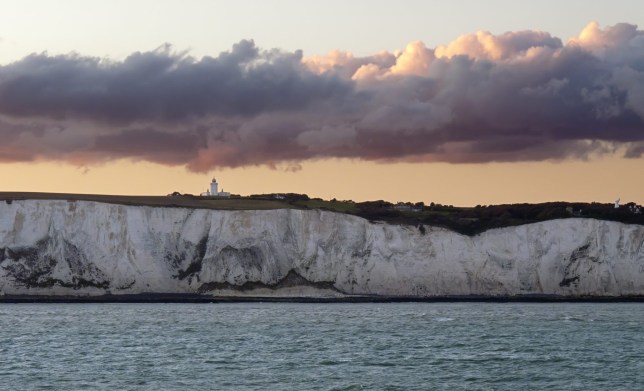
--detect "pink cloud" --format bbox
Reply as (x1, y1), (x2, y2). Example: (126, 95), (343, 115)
(0, 22), (642, 170)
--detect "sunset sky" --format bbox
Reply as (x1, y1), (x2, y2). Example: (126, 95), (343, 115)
(0, 0), (643, 205)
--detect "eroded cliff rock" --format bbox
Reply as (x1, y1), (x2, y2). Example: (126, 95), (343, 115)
(0, 200), (643, 298)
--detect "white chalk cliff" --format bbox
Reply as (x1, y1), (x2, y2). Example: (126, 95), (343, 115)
(0, 200), (643, 297)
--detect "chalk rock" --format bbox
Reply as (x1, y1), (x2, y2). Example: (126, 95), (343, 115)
(0, 200), (643, 297)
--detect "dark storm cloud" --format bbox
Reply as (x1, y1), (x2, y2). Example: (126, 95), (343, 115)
(0, 40), (351, 123)
(0, 22), (643, 169)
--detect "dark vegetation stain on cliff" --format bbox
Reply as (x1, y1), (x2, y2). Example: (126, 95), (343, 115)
(172, 236), (209, 281)
(218, 245), (265, 273)
(176, 244), (269, 285)
(0, 237), (110, 289)
(559, 243), (600, 288)
(197, 269), (339, 294)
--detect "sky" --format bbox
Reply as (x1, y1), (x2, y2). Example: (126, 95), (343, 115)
(0, 0), (643, 205)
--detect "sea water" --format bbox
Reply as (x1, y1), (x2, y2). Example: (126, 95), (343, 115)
(0, 303), (642, 390)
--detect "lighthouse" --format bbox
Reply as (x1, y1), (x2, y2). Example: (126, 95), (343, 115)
(201, 177), (230, 197)
(210, 177), (219, 195)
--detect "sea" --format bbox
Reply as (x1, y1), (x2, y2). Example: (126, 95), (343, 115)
(1, 302), (642, 390)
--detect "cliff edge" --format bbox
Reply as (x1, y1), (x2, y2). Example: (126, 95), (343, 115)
(1, 200), (643, 299)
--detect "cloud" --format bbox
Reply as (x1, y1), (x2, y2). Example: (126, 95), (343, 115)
(0, 22), (643, 170)
(304, 49), (396, 79)
(0, 40), (350, 123)
(435, 29), (562, 61)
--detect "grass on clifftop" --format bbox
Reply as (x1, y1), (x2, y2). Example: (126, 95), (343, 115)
(1, 191), (643, 235)
(0, 192), (297, 210)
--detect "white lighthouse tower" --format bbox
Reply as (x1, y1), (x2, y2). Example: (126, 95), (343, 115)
(200, 177), (230, 197)
(210, 177), (219, 195)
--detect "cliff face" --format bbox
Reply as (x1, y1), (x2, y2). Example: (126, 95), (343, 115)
(0, 200), (643, 297)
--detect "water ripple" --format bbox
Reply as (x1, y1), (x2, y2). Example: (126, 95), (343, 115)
(0, 303), (643, 390)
